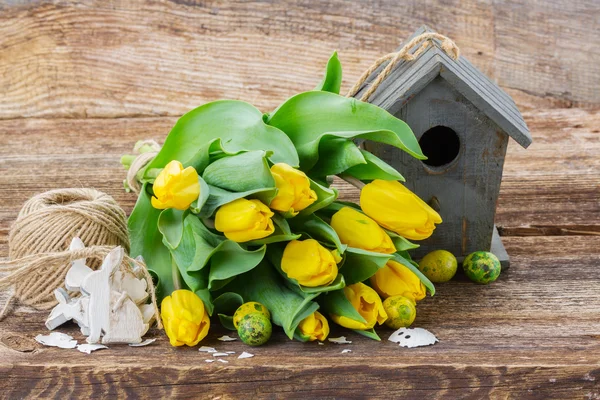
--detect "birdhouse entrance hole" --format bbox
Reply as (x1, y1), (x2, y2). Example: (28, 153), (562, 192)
(419, 126), (461, 168)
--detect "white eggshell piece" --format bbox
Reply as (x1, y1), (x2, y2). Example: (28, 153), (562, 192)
(238, 352), (254, 359)
(328, 336), (352, 344)
(128, 338), (157, 347)
(217, 335), (237, 342)
(35, 332), (77, 349)
(388, 327), (439, 348)
(77, 344), (108, 354)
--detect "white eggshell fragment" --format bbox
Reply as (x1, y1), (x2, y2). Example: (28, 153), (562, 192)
(77, 344), (108, 354)
(217, 335), (237, 342)
(328, 336), (352, 344)
(238, 352), (254, 359)
(389, 328), (439, 348)
(35, 332), (78, 349)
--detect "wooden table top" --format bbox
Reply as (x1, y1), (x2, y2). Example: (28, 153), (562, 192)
(1, 1), (599, 398)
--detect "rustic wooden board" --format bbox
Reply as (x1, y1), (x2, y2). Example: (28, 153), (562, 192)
(1, 235), (599, 398)
(0, 107), (599, 397)
(0, 0), (599, 121)
(2, 0), (600, 395)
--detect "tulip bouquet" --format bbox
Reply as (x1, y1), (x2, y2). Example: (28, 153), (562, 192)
(124, 52), (442, 344)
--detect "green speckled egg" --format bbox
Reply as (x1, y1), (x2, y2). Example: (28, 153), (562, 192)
(233, 302), (271, 329)
(463, 251), (501, 284)
(237, 313), (272, 346)
(418, 250), (458, 283)
(383, 295), (416, 329)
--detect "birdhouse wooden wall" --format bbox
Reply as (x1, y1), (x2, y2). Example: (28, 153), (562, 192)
(363, 75), (509, 259)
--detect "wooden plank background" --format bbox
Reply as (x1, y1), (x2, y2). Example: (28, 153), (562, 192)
(1, 0), (599, 121)
(1, 0), (600, 398)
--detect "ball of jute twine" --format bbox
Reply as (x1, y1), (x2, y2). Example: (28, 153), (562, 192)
(0, 188), (161, 327)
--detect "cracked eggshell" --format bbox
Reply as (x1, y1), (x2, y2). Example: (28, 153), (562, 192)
(389, 328), (439, 348)
(35, 332), (78, 349)
(77, 344), (108, 354)
(112, 270), (148, 305)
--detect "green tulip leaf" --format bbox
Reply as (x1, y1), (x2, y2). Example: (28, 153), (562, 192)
(318, 200), (361, 218)
(227, 261), (320, 339)
(297, 178), (338, 217)
(318, 288), (367, 325)
(128, 184), (174, 301)
(288, 213), (346, 253)
(213, 292), (244, 314)
(246, 227), (301, 246)
(266, 91), (424, 171)
(308, 138), (366, 177)
(218, 314), (236, 331)
(158, 208), (187, 249)
(168, 215), (266, 291)
(144, 100), (299, 177)
(314, 51), (342, 94)
(340, 247), (393, 285)
(190, 176), (211, 214)
(170, 216), (223, 271)
(354, 328), (381, 341)
(208, 241), (266, 291)
(386, 231), (419, 251)
(196, 288), (214, 316)
(344, 149), (405, 182)
(393, 253), (436, 296)
(202, 150), (275, 193)
(199, 185), (277, 218)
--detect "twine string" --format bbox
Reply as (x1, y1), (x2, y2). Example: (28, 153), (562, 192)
(0, 188), (161, 328)
(346, 32), (460, 102)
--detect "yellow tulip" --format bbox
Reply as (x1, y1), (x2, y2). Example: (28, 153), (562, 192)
(161, 290), (210, 347)
(281, 239), (338, 287)
(297, 311), (330, 341)
(370, 260), (426, 301)
(331, 282), (387, 330)
(151, 160), (200, 210)
(214, 198), (275, 242)
(360, 179), (442, 240)
(330, 207), (396, 254)
(270, 163), (317, 216)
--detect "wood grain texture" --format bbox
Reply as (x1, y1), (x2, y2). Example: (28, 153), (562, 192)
(1, 0), (599, 120)
(0, 108), (599, 397)
(1, 234), (599, 398)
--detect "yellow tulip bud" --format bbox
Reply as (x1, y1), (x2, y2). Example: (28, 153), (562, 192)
(330, 207), (396, 254)
(270, 163), (317, 216)
(297, 311), (330, 341)
(151, 160), (201, 210)
(330, 283), (387, 330)
(214, 198), (275, 242)
(281, 239), (338, 287)
(370, 260), (426, 301)
(360, 179), (442, 240)
(161, 289), (210, 347)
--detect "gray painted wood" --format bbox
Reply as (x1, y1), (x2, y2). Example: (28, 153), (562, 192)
(355, 25), (532, 148)
(356, 26), (530, 263)
(363, 76), (509, 259)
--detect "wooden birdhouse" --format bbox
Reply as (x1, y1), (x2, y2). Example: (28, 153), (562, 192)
(355, 26), (532, 268)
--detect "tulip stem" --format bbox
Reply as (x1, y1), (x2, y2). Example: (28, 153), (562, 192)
(338, 174), (365, 190)
(172, 259), (183, 291)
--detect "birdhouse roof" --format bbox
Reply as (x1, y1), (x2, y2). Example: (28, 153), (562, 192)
(354, 26), (532, 148)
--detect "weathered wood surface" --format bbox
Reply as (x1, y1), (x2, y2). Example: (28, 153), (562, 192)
(0, 108), (599, 398)
(2, 0), (600, 397)
(1, 0), (599, 121)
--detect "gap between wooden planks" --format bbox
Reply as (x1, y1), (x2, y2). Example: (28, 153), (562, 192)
(0, 108), (599, 398)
